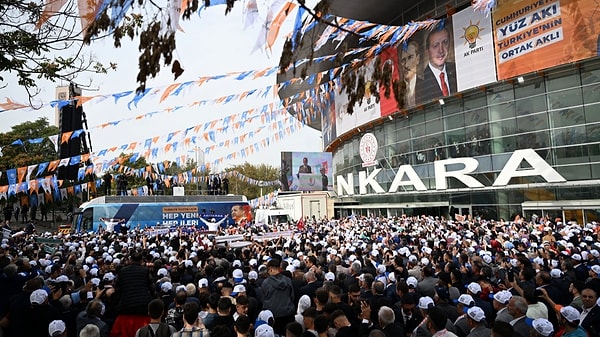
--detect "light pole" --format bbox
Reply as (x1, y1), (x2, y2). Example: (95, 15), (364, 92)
(195, 146), (205, 195)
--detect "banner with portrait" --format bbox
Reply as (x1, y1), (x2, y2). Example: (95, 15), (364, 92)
(493, 0), (600, 80)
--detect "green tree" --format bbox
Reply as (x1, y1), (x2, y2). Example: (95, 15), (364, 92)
(225, 162), (278, 200)
(0, 118), (59, 183)
(2, 0), (395, 117)
(0, 0), (112, 100)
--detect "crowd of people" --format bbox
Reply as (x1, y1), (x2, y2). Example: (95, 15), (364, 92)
(1, 213), (600, 337)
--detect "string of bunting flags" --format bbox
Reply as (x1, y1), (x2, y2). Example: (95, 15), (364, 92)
(1, 0), (499, 116)
(0, 117), (305, 193)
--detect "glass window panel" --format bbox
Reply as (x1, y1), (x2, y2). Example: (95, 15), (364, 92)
(553, 126), (586, 146)
(411, 123), (426, 138)
(550, 107), (585, 128)
(546, 68), (580, 91)
(581, 61), (600, 85)
(412, 136), (429, 152)
(384, 121), (396, 144)
(463, 92), (486, 111)
(410, 112), (425, 125)
(548, 88), (583, 109)
(426, 108), (441, 120)
(516, 132), (550, 150)
(556, 165), (591, 181)
(396, 125), (411, 142)
(444, 100), (464, 115)
(466, 108), (489, 125)
(516, 95), (547, 115)
(515, 80), (546, 99)
(426, 118), (443, 134)
(445, 112), (464, 130)
(585, 103), (600, 123)
(487, 84), (514, 105)
(490, 119), (517, 138)
(554, 145), (588, 165)
(489, 102), (515, 120)
(446, 128), (466, 143)
(516, 113), (549, 132)
(592, 163), (600, 179)
(491, 135), (518, 153)
(465, 125), (490, 156)
(582, 83), (600, 106)
(587, 123), (600, 143)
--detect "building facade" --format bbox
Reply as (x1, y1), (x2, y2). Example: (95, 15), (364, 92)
(332, 58), (600, 223)
(309, 0), (600, 223)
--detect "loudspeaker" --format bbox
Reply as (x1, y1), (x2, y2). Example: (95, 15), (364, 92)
(58, 105), (84, 180)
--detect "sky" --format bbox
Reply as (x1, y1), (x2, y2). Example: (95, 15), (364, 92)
(0, 1), (323, 172)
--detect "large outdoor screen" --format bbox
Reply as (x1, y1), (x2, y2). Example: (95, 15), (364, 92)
(280, 152), (333, 191)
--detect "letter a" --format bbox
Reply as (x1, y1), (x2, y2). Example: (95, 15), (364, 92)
(493, 149), (566, 186)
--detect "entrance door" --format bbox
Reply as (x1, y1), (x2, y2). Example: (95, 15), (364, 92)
(450, 205), (471, 221)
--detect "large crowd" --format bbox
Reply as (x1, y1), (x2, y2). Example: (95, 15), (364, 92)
(1, 213), (600, 337)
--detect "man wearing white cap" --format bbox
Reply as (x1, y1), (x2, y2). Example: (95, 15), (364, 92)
(48, 320), (67, 337)
(527, 318), (554, 337)
(492, 291), (513, 323)
(558, 306), (587, 337)
(25, 289), (62, 337)
(465, 307), (489, 337)
(466, 282), (494, 324)
(454, 294), (475, 337)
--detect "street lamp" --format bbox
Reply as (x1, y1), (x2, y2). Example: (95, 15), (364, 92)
(194, 146), (205, 195)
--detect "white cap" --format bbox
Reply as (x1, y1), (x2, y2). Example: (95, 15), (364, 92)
(591, 265), (600, 275)
(48, 320), (66, 337)
(233, 260), (242, 267)
(550, 269), (563, 278)
(418, 296), (434, 310)
(466, 306), (486, 322)
(493, 290), (512, 305)
(406, 276), (418, 288)
(103, 272), (115, 281)
(376, 265), (386, 274)
(198, 278), (209, 288)
(560, 306), (581, 323)
(467, 282), (482, 294)
(233, 269), (244, 282)
(248, 271), (258, 280)
(457, 294), (475, 306)
(255, 323), (275, 337)
(530, 318), (554, 337)
(258, 309), (274, 324)
(157, 268), (168, 277)
(325, 272), (335, 281)
(572, 254), (582, 261)
(161, 282), (173, 293)
(30, 289), (48, 305)
(231, 284), (246, 296)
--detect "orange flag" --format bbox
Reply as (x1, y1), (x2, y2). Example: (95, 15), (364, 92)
(266, 2), (296, 50)
(17, 167), (27, 183)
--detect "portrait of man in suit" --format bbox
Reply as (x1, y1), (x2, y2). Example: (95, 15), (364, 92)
(415, 25), (458, 104)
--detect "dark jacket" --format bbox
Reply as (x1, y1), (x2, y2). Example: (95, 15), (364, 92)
(116, 263), (154, 315)
(260, 272), (295, 317)
(415, 63), (458, 103)
(581, 305), (600, 337)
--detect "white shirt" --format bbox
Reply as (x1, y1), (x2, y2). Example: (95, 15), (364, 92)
(581, 304), (596, 323)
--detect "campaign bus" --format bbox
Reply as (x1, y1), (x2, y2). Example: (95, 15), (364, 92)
(71, 195), (253, 232)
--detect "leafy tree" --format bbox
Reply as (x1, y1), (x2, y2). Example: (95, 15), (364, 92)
(0, 118), (59, 183)
(225, 162), (278, 200)
(2, 0), (396, 117)
(0, 0), (112, 100)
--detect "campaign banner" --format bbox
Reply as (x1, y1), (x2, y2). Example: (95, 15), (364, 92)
(452, 7), (497, 91)
(493, 0), (600, 80)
